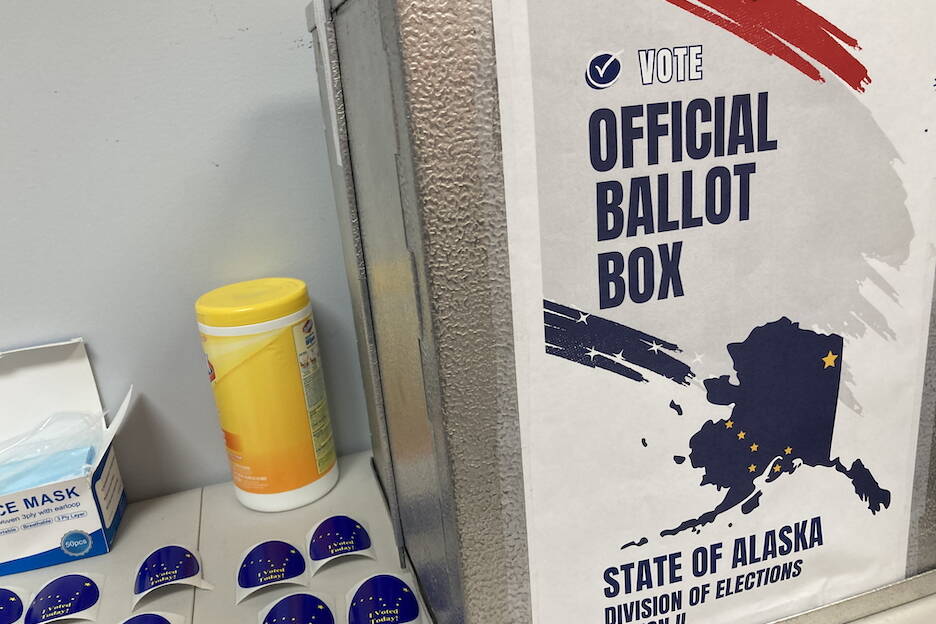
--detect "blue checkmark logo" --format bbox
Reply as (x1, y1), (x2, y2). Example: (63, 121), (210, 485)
(585, 51), (622, 90)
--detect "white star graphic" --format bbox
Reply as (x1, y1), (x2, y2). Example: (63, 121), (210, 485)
(691, 352), (704, 365)
(644, 340), (663, 354)
(586, 347), (601, 360)
(576, 312), (590, 324)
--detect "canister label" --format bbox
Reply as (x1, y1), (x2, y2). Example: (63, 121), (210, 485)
(201, 313), (336, 494)
(292, 318), (336, 475)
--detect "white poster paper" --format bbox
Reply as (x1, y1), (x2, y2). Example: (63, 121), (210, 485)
(493, 1), (936, 622)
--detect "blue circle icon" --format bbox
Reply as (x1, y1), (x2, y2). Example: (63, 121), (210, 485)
(0, 589), (23, 624)
(586, 52), (622, 89)
(61, 530), (93, 557)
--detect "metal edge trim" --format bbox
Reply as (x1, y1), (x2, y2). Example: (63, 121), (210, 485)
(308, 0), (408, 567)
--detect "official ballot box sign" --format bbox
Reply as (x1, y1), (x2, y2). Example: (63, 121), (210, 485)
(307, 0), (936, 622)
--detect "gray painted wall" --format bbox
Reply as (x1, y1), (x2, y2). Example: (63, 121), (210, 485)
(0, 0), (370, 500)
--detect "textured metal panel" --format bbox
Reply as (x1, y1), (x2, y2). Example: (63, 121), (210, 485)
(385, 0), (532, 621)
(318, 0), (531, 620)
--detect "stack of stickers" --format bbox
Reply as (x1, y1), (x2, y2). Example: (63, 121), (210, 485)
(245, 515), (427, 624)
(260, 574), (423, 624)
(0, 515), (427, 624)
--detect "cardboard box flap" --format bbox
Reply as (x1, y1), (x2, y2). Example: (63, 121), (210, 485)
(103, 385), (134, 450)
(0, 338), (105, 442)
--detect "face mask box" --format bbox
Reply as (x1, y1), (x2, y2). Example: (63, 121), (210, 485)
(0, 338), (133, 575)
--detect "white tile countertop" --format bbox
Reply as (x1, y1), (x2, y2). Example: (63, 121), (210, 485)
(1, 452), (430, 624)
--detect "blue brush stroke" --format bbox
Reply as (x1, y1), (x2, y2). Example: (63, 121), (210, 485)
(544, 300), (694, 385)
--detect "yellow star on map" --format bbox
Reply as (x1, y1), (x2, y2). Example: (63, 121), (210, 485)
(725, 420), (734, 429)
(749, 443), (759, 452)
(737, 431), (746, 440)
(774, 464), (782, 473)
(785, 446), (793, 455)
(748, 464), (757, 473)
(821, 351), (838, 369)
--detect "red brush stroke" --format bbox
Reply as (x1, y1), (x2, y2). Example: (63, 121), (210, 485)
(663, 0), (871, 92)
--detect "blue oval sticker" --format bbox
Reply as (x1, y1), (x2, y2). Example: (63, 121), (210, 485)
(25, 575), (100, 624)
(238, 540), (306, 589)
(135, 545), (201, 595)
(0, 589), (24, 624)
(309, 515), (372, 561)
(120, 615), (173, 624)
(262, 594), (334, 624)
(348, 575), (419, 624)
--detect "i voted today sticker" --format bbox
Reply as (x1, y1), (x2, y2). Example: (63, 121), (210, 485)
(235, 540), (307, 604)
(132, 545), (213, 607)
(0, 588), (25, 624)
(25, 574), (102, 624)
(307, 515), (375, 575)
(347, 574), (422, 624)
(259, 593), (334, 624)
(118, 613), (185, 624)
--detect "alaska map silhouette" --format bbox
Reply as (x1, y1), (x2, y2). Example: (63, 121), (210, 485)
(662, 317), (891, 536)
(543, 303), (892, 536)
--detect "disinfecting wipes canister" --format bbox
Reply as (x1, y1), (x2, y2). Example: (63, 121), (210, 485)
(195, 278), (338, 512)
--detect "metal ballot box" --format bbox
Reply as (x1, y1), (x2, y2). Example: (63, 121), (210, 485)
(306, 1), (936, 622)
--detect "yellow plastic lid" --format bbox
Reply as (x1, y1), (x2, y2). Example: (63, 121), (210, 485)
(195, 278), (310, 327)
